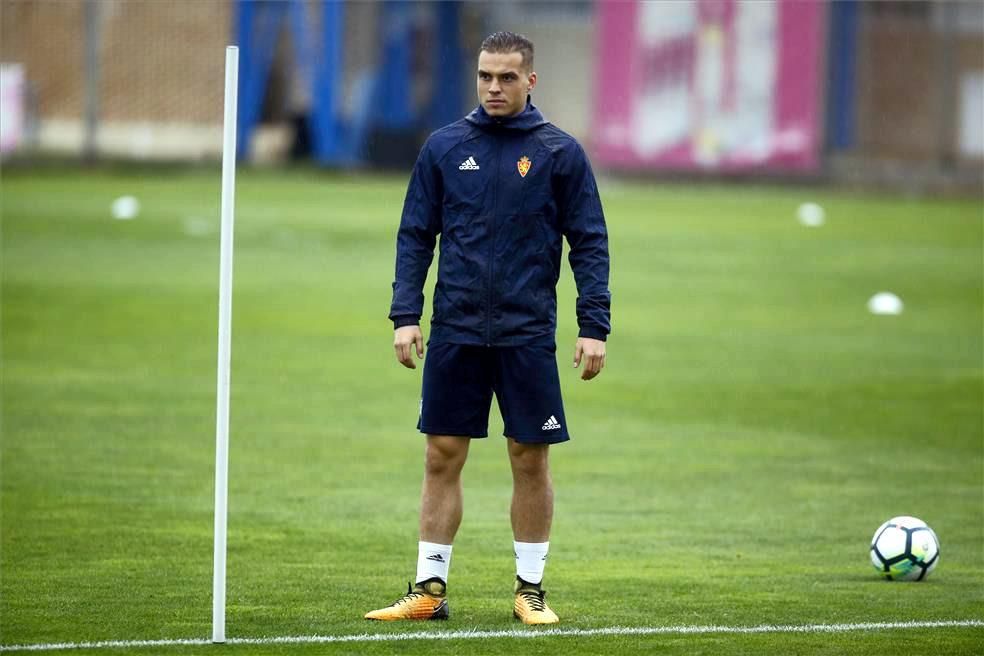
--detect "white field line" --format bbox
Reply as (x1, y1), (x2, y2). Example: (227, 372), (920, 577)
(1, 620), (982, 652)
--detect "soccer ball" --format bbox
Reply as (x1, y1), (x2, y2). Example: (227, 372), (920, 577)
(870, 516), (940, 581)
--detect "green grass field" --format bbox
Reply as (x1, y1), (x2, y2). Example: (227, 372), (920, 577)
(2, 167), (982, 654)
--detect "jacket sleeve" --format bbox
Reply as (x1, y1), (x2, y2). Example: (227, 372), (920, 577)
(555, 142), (611, 341)
(389, 142), (443, 328)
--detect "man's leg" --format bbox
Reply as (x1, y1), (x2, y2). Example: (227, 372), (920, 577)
(420, 435), (470, 543)
(365, 435), (468, 621)
(507, 437), (560, 624)
(507, 438), (552, 543)
(414, 435), (470, 588)
(367, 343), (491, 621)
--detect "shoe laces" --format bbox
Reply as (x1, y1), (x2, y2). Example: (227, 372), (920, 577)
(517, 587), (547, 612)
(391, 582), (427, 607)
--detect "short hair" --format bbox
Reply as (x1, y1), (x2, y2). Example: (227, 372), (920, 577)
(479, 31), (534, 71)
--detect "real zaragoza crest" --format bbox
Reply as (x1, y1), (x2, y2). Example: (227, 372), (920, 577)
(517, 156), (532, 178)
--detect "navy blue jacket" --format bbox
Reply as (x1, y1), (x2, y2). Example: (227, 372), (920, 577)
(389, 100), (611, 346)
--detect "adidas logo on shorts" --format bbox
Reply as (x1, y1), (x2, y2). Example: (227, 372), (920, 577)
(458, 156), (480, 171)
(541, 415), (562, 431)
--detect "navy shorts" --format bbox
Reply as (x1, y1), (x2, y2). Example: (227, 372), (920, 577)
(418, 342), (570, 444)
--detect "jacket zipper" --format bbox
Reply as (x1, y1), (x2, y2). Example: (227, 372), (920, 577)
(488, 137), (503, 347)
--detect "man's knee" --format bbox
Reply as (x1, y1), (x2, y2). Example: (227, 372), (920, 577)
(507, 439), (550, 479)
(424, 435), (469, 478)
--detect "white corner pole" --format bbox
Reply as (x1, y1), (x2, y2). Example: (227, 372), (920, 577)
(213, 45), (238, 645)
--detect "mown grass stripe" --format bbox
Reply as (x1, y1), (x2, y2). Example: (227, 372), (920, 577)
(3, 619), (982, 652)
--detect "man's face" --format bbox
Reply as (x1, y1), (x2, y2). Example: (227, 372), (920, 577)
(477, 50), (536, 118)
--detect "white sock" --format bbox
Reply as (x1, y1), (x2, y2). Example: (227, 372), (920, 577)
(514, 540), (549, 584)
(416, 541), (452, 584)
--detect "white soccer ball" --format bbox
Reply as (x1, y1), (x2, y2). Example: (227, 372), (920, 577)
(870, 516), (940, 581)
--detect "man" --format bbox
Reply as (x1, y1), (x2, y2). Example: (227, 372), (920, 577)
(366, 31), (610, 625)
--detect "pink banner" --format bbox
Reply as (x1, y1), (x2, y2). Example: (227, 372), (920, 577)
(593, 0), (824, 173)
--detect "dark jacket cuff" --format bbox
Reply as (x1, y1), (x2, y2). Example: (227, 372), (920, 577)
(578, 326), (608, 341)
(392, 315), (421, 329)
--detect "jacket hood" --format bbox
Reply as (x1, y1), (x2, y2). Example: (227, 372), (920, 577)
(465, 97), (548, 131)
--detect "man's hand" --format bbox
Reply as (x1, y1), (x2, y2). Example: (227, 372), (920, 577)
(394, 325), (425, 369)
(573, 337), (606, 380)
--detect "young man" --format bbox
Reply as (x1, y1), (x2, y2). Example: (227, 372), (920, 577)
(366, 31), (610, 625)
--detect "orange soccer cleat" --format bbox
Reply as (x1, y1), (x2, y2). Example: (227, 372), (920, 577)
(364, 578), (449, 621)
(513, 577), (559, 625)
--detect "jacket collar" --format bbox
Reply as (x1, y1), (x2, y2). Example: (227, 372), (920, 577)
(465, 97), (548, 131)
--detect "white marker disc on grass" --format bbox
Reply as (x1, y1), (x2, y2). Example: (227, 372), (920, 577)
(796, 202), (825, 227)
(868, 292), (904, 315)
(111, 196), (140, 220)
